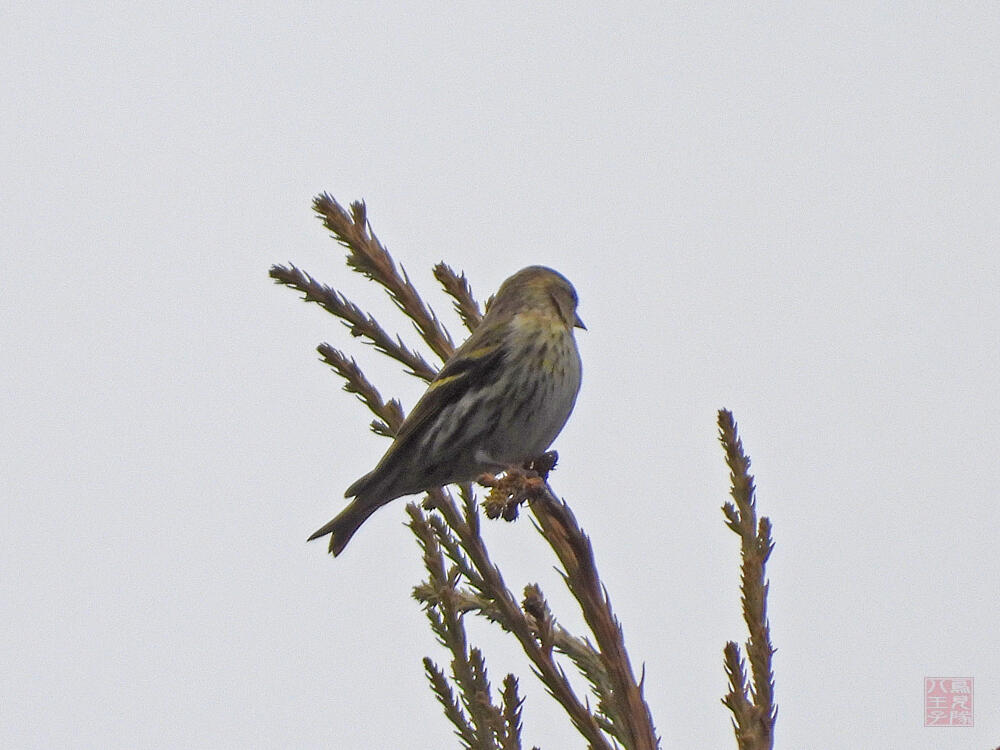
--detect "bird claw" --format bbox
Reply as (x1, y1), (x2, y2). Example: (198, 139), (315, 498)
(479, 454), (556, 521)
(524, 450), (559, 476)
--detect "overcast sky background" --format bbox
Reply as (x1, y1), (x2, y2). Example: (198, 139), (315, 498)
(3, 2), (998, 748)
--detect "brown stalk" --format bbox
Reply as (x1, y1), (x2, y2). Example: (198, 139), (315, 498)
(422, 491), (616, 750)
(718, 409), (777, 750)
(529, 487), (660, 750)
(312, 194), (457, 362)
(434, 262), (483, 332)
(269, 262), (437, 382)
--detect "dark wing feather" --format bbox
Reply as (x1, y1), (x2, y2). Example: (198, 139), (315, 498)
(343, 334), (508, 501)
(391, 342), (507, 446)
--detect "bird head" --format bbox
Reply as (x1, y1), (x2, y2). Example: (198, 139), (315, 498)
(486, 266), (585, 331)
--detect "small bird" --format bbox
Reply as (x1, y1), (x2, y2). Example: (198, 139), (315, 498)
(309, 265), (585, 556)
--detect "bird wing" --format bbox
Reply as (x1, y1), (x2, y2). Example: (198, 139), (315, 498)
(392, 341), (508, 447)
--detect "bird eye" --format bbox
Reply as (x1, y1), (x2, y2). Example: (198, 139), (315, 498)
(548, 292), (571, 323)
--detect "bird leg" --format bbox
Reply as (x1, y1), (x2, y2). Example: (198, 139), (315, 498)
(478, 451), (559, 521)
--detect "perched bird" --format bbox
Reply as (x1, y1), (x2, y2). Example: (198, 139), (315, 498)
(309, 265), (585, 556)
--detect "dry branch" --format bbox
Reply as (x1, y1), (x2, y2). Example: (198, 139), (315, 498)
(718, 409), (777, 750)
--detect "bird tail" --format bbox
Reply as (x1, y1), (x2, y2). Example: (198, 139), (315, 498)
(307, 495), (383, 557)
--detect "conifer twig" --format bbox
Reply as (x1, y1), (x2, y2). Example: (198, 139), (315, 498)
(434, 262), (483, 332)
(528, 485), (660, 750)
(312, 194), (456, 362)
(269, 262), (437, 381)
(718, 409), (777, 750)
(412, 495), (616, 750)
(314, 344), (405, 437)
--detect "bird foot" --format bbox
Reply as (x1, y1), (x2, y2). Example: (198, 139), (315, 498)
(478, 452), (557, 521)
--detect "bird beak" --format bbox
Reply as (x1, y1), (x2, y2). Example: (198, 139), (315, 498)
(574, 313), (586, 330)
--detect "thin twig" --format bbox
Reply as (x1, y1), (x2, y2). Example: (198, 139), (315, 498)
(269, 262), (437, 381)
(416, 494), (616, 750)
(718, 409), (777, 750)
(312, 194), (457, 362)
(315, 344), (405, 437)
(529, 487), (661, 750)
(434, 262), (483, 332)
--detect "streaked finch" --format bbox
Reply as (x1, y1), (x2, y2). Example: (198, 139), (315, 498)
(309, 265), (584, 555)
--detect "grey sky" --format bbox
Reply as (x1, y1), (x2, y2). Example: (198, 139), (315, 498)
(3, 2), (998, 747)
